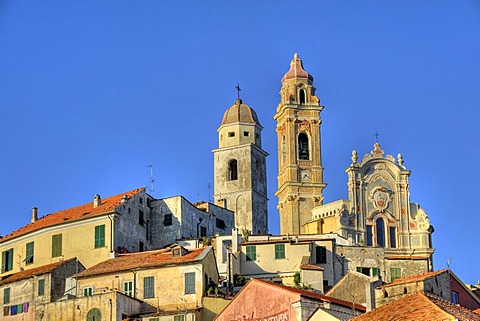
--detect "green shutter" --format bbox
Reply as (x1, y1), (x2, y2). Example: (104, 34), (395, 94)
(246, 246), (256, 261)
(95, 225), (105, 248)
(275, 244), (285, 259)
(390, 267), (401, 282)
(3, 288), (10, 304)
(1, 251), (6, 273)
(7, 249), (13, 271)
(52, 234), (62, 257)
(174, 316), (185, 321)
(185, 272), (195, 294)
(372, 267), (379, 277)
(38, 279), (45, 296)
(144, 276), (155, 298)
(26, 242), (34, 264)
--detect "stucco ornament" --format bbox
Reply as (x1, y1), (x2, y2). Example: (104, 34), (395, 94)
(369, 186), (392, 211)
(351, 150), (358, 163)
(416, 208), (430, 231)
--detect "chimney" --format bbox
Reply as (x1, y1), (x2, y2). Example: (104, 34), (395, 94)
(31, 207), (38, 223)
(94, 194), (101, 208)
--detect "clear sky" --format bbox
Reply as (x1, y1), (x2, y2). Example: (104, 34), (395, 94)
(0, 1), (479, 284)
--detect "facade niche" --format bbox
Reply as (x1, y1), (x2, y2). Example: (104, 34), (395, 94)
(228, 159), (238, 181)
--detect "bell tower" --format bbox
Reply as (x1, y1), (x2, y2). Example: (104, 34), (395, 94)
(213, 98), (268, 235)
(274, 53), (326, 234)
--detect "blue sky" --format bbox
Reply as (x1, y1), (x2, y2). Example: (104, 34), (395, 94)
(0, 1), (479, 284)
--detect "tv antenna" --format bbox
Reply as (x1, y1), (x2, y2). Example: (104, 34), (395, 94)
(447, 255), (453, 269)
(146, 164), (155, 194)
(207, 183), (212, 203)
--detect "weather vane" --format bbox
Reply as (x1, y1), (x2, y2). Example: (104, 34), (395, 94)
(235, 83), (241, 99)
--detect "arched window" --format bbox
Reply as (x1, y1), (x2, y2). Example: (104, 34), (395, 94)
(299, 89), (306, 105)
(228, 160), (238, 181)
(86, 308), (101, 321)
(389, 227), (397, 248)
(376, 219), (385, 247)
(298, 133), (309, 160)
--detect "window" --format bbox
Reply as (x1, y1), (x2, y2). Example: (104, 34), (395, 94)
(389, 227), (396, 248)
(139, 241), (144, 252)
(245, 245), (256, 261)
(228, 159), (238, 181)
(144, 276), (155, 298)
(274, 244), (285, 259)
(94, 225), (105, 249)
(357, 267), (379, 277)
(315, 246), (327, 264)
(243, 131), (250, 137)
(185, 272), (195, 294)
(139, 197), (144, 205)
(298, 133), (309, 160)
(149, 318), (160, 321)
(139, 210), (145, 226)
(228, 131), (235, 137)
(200, 226), (207, 237)
(174, 315), (185, 321)
(376, 219), (385, 247)
(3, 288), (10, 304)
(123, 281), (133, 297)
(86, 308), (101, 321)
(83, 287), (93, 297)
(38, 279), (45, 296)
(25, 242), (34, 265)
(390, 267), (401, 282)
(299, 89), (306, 105)
(164, 213), (173, 226)
(366, 225), (373, 246)
(1, 249), (13, 273)
(216, 218), (225, 230)
(452, 291), (459, 304)
(52, 234), (62, 257)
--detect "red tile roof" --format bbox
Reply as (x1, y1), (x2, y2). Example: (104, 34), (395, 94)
(379, 269), (448, 288)
(77, 247), (209, 278)
(253, 278), (366, 312)
(352, 292), (480, 321)
(0, 188), (145, 243)
(300, 264), (324, 271)
(0, 258), (76, 286)
(474, 308), (480, 314)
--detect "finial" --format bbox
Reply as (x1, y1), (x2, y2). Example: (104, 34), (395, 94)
(397, 153), (404, 166)
(235, 83), (241, 99)
(371, 141), (384, 157)
(374, 131), (380, 143)
(294, 52), (299, 60)
(351, 150), (358, 163)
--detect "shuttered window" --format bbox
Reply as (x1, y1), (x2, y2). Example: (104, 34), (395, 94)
(274, 244), (285, 259)
(38, 279), (45, 296)
(245, 246), (256, 261)
(144, 276), (155, 298)
(26, 242), (34, 265)
(391, 267), (401, 282)
(315, 246), (327, 264)
(52, 234), (62, 258)
(1, 249), (13, 273)
(94, 225), (105, 248)
(123, 281), (133, 297)
(184, 272), (195, 294)
(3, 288), (10, 304)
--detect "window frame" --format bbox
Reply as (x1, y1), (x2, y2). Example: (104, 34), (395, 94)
(144, 276), (155, 298)
(83, 287), (93, 297)
(94, 225), (105, 249)
(38, 279), (45, 296)
(274, 244), (286, 260)
(123, 281), (133, 297)
(52, 234), (63, 258)
(245, 245), (256, 261)
(184, 272), (196, 294)
(25, 242), (34, 265)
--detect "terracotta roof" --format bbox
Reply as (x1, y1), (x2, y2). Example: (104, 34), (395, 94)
(220, 99), (260, 126)
(282, 53), (314, 82)
(77, 247), (209, 278)
(0, 188), (145, 243)
(379, 269), (448, 288)
(253, 279), (366, 312)
(0, 258), (76, 286)
(352, 292), (480, 321)
(300, 264), (324, 271)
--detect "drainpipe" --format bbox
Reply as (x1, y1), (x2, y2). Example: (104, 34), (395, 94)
(109, 298), (113, 321)
(108, 214), (115, 255)
(131, 270), (137, 299)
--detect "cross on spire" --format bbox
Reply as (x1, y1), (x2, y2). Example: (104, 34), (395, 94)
(235, 83), (241, 99)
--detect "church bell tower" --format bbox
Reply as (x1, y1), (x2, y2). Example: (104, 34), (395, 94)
(213, 97), (268, 235)
(274, 53), (326, 234)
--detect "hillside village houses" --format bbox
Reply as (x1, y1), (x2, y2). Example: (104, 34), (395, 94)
(1, 54), (478, 320)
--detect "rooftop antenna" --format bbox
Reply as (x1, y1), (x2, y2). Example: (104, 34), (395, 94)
(447, 255), (453, 269)
(207, 183), (212, 203)
(146, 164), (155, 195)
(235, 83), (241, 99)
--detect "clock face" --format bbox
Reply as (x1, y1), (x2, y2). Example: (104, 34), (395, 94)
(300, 169), (311, 182)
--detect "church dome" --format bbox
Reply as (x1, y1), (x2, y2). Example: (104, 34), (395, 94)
(221, 99), (260, 126)
(282, 53), (314, 82)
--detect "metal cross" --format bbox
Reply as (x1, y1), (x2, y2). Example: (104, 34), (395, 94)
(374, 131), (380, 142)
(235, 83), (241, 99)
